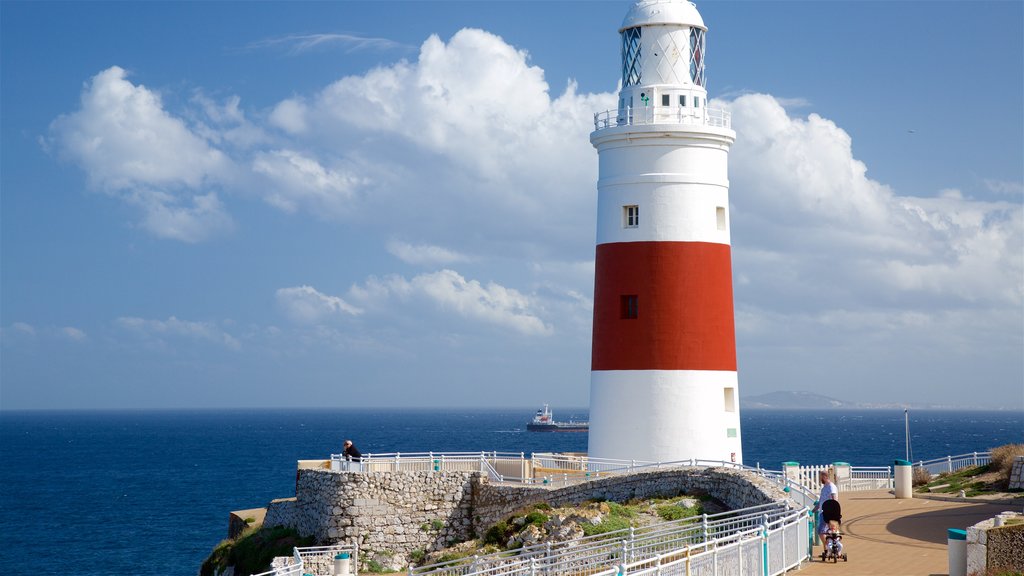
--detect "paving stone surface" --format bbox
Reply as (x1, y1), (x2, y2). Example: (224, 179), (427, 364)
(796, 489), (1016, 576)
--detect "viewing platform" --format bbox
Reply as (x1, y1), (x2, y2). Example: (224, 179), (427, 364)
(248, 451), (1022, 576)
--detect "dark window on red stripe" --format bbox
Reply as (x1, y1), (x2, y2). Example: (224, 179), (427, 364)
(621, 295), (638, 319)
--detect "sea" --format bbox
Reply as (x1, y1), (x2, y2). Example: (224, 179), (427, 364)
(1, 408), (1021, 575)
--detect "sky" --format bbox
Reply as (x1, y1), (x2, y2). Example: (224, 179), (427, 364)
(1, 1), (1021, 411)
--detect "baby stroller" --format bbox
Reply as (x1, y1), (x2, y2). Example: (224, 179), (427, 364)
(820, 499), (848, 562)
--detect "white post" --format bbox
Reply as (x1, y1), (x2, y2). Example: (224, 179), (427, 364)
(895, 460), (913, 499)
(947, 528), (967, 576)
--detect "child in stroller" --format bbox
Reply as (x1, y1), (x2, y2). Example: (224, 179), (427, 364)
(819, 499), (848, 562)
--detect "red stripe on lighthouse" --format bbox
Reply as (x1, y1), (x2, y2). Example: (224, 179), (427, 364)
(592, 241), (737, 371)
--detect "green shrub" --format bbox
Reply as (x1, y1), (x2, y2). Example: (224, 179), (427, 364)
(199, 526), (315, 576)
(365, 559), (387, 573)
(484, 521), (510, 545)
(656, 504), (700, 522)
(409, 549), (426, 565)
(532, 502), (552, 511)
(581, 515), (631, 537)
(606, 502), (635, 518)
(524, 511), (549, 527)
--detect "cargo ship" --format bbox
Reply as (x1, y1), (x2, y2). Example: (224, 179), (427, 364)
(527, 404), (589, 432)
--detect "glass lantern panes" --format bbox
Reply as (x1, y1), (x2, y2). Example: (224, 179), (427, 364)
(689, 28), (705, 87)
(621, 27), (642, 86)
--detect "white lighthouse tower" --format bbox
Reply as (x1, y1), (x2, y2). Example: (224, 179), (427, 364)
(588, 0), (741, 464)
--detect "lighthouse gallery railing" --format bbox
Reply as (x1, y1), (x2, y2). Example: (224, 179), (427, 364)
(593, 105), (732, 131)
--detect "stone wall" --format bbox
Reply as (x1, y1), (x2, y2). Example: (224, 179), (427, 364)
(473, 466), (789, 535)
(966, 512), (1024, 574)
(1007, 456), (1024, 490)
(262, 466), (789, 571)
(265, 469), (479, 569)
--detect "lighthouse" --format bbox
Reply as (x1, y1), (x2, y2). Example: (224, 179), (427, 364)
(588, 0), (741, 464)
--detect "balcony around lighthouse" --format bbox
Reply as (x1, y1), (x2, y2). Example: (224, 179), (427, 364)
(593, 104), (731, 132)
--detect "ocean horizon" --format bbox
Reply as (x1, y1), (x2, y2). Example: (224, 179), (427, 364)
(2, 407), (1021, 575)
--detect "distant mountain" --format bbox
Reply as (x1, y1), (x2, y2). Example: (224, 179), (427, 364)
(740, 391), (856, 409)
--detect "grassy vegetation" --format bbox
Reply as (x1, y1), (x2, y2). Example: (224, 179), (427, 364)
(918, 465), (993, 496)
(200, 525), (315, 576)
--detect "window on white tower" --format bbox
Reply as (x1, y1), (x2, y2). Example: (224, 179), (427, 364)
(716, 206), (726, 231)
(623, 205), (639, 228)
(661, 94), (670, 106)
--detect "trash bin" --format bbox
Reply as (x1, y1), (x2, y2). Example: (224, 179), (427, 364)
(833, 462), (851, 490)
(947, 528), (966, 576)
(334, 552), (351, 576)
(894, 459), (912, 499)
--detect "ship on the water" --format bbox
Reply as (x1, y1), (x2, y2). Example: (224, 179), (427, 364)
(527, 404), (589, 432)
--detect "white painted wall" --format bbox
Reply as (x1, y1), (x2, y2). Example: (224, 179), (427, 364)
(589, 370), (743, 464)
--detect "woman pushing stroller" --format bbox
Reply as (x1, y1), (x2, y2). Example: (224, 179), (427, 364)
(813, 469), (847, 562)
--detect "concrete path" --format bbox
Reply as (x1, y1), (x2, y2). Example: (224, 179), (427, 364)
(795, 490), (1018, 575)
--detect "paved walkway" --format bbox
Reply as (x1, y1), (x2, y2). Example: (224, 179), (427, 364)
(796, 490), (1019, 575)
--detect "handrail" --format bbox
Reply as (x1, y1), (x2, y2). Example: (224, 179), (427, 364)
(593, 105), (732, 132)
(913, 451), (990, 475)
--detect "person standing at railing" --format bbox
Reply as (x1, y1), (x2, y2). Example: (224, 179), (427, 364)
(343, 440), (362, 471)
(812, 469), (839, 551)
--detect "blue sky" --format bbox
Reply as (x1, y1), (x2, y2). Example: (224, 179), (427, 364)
(2, 1), (1021, 410)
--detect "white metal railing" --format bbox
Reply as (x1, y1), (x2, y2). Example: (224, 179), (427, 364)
(913, 452), (991, 476)
(251, 545), (358, 576)
(410, 499), (804, 576)
(330, 451), (527, 481)
(788, 463), (894, 493)
(593, 105), (732, 132)
(846, 466), (894, 491)
(308, 451), (993, 575)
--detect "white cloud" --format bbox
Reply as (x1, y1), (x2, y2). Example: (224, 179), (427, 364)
(252, 150), (365, 217)
(287, 29), (614, 249)
(985, 179), (1024, 197)
(246, 33), (407, 55)
(269, 99), (308, 134)
(49, 66), (234, 242)
(116, 316), (241, 350)
(61, 327), (87, 341)
(386, 240), (470, 266)
(724, 93), (1023, 312)
(12, 322), (36, 336)
(348, 269), (552, 336)
(275, 285), (363, 324)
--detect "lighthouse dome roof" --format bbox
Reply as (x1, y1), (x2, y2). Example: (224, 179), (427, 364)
(620, 0), (705, 32)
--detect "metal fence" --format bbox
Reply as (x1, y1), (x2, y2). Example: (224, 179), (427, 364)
(410, 501), (805, 576)
(251, 545), (358, 576)
(913, 452), (991, 476)
(592, 106), (732, 132)
(290, 452), (990, 576)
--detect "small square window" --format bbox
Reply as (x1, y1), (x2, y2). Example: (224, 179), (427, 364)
(661, 94), (670, 106)
(620, 295), (638, 319)
(727, 428), (737, 438)
(623, 205), (639, 228)
(679, 95), (687, 107)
